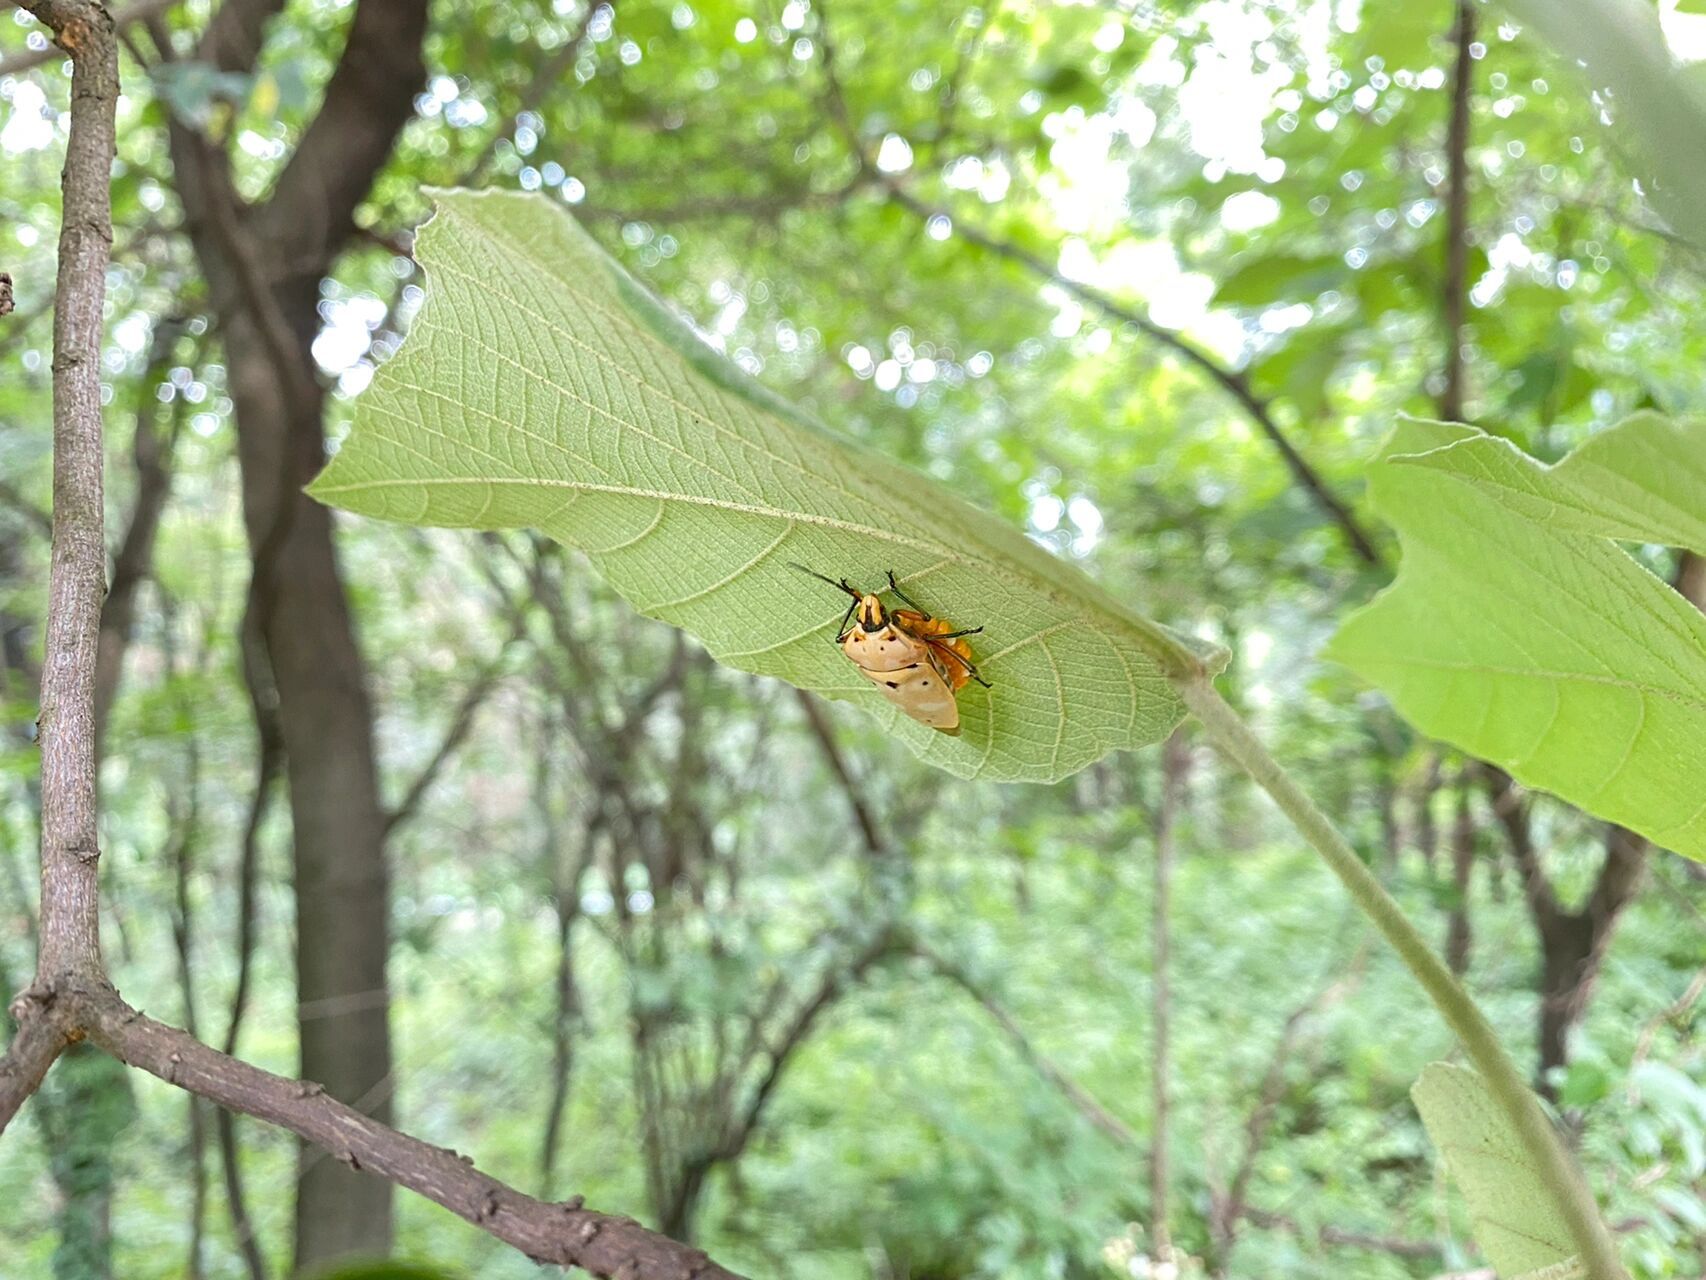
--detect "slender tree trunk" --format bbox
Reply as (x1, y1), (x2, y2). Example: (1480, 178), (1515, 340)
(226, 297), (395, 1265)
(1440, 0), (1475, 423)
(1375, 764), (1400, 876)
(1444, 778), (1474, 976)
(1536, 909), (1599, 1088)
(1413, 754), (1441, 876)
(1150, 731), (1186, 1249)
(152, 0), (428, 1259)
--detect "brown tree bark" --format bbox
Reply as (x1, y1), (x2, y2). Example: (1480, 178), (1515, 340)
(149, 0), (427, 1261)
(1444, 777), (1475, 977)
(231, 288), (399, 1267)
(1440, 0), (1476, 424)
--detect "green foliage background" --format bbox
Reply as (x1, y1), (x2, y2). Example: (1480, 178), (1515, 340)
(2, 0), (1705, 1276)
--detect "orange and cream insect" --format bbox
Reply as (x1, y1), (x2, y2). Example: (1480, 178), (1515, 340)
(791, 565), (990, 736)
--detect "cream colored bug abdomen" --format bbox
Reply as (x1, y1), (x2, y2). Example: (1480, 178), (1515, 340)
(841, 626), (962, 734)
(857, 659), (960, 732)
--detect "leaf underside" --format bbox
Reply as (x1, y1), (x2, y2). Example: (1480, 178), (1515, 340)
(1327, 416), (1706, 862)
(1412, 1063), (1581, 1280)
(309, 190), (1224, 783)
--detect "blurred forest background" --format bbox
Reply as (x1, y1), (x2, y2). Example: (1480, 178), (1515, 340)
(2, 0), (1704, 1277)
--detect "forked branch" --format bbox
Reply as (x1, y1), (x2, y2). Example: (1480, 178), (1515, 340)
(0, 4), (752, 1275)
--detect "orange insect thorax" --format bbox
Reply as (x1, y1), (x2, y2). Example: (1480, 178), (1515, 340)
(891, 611), (976, 692)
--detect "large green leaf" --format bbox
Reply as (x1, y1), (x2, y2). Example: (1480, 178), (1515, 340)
(309, 190), (1222, 782)
(1412, 1063), (1583, 1279)
(1439, 411), (1706, 554)
(1326, 416), (1706, 862)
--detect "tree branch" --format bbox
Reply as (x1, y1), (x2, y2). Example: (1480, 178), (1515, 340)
(19, 0), (118, 988)
(161, 650), (210, 1279)
(0, 996), (69, 1130)
(1150, 731), (1186, 1247)
(911, 936), (1140, 1150)
(538, 712), (596, 1192)
(794, 689), (886, 857)
(1479, 765), (1559, 929)
(708, 929), (895, 1170)
(0, 0), (119, 1135)
(75, 989), (748, 1279)
(808, 0), (1384, 570)
(256, 0), (427, 275)
(383, 622), (520, 835)
(577, 180), (874, 229)
(93, 314), (190, 741)
(900, 182), (1392, 570)
(0, 477), (54, 540)
(1439, 0), (1475, 423)
(1213, 948), (1363, 1269)
(462, 0), (606, 187)
(214, 613), (285, 1280)
(884, 185), (1388, 570)
(1238, 1205), (1440, 1260)
(194, 0), (286, 74)
(0, 0), (175, 75)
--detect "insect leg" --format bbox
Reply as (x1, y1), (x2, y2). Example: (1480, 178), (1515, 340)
(932, 625), (984, 640)
(930, 639), (993, 688)
(884, 569), (930, 618)
(832, 595), (857, 643)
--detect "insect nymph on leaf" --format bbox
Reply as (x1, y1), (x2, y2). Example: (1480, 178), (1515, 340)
(790, 564), (990, 736)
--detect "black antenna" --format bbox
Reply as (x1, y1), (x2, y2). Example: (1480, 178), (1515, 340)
(787, 562), (860, 598)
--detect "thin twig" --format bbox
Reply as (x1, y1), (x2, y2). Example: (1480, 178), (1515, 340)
(1630, 966), (1706, 1075)
(795, 689), (886, 856)
(888, 184), (1388, 571)
(462, 0), (608, 187)
(810, 0), (1384, 571)
(1213, 942), (1365, 1270)
(1239, 1205), (1441, 1260)
(705, 929), (896, 1170)
(93, 313), (190, 740)
(383, 621), (521, 835)
(160, 589), (210, 1279)
(213, 611), (283, 1280)
(911, 936), (1140, 1150)
(0, 0), (177, 75)
(0, 478), (53, 539)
